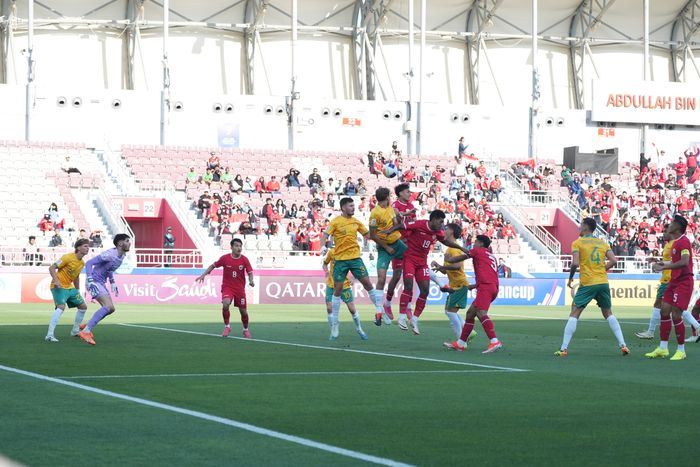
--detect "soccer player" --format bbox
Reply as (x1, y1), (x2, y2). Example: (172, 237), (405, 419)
(383, 183), (417, 325)
(78, 233), (131, 346)
(646, 215), (694, 360)
(380, 209), (468, 335)
(430, 223), (476, 342)
(636, 225), (700, 340)
(322, 247), (367, 340)
(554, 218), (628, 357)
(45, 238), (91, 342)
(196, 238), (254, 338)
(442, 234), (503, 353)
(320, 197), (386, 329)
(369, 187), (407, 326)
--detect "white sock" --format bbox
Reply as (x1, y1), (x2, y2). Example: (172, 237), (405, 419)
(72, 309), (86, 332)
(351, 312), (362, 330)
(368, 289), (383, 312)
(457, 339), (466, 347)
(647, 308), (661, 333)
(561, 317), (577, 350)
(660, 340), (669, 350)
(47, 307), (64, 336)
(678, 344), (686, 352)
(331, 295), (341, 323)
(326, 313), (333, 329)
(607, 315), (625, 347)
(682, 310), (700, 331)
(445, 311), (462, 338)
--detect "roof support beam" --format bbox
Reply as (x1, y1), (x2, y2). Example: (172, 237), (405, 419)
(671, 0), (700, 82)
(243, 0), (266, 95)
(465, 0), (503, 105)
(123, 0), (141, 90)
(0, 0), (12, 84)
(352, 0), (392, 100)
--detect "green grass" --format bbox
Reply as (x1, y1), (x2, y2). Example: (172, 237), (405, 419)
(1, 303), (699, 466)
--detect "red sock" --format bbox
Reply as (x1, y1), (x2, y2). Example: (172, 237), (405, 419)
(460, 318), (475, 342)
(240, 309), (249, 329)
(673, 319), (685, 345)
(660, 318), (672, 341)
(478, 314), (497, 340)
(400, 291), (413, 319)
(222, 308), (230, 325)
(414, 296), (427, 318)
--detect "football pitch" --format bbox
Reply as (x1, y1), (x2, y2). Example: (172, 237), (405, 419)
(2, 303), (699, 466)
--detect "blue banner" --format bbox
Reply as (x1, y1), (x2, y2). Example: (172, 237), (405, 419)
(425, 278), (566, 306)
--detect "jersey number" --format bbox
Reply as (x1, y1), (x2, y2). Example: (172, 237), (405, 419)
(590, 247), (602, 265)
(422, 240), (431, 248)
(231, 271), (237, 278)
(488, 254), (497, 272)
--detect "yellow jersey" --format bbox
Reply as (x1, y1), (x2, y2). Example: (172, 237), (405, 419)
(325, 215), (368, 260)
(324, 249), (352, 289)
(660, 239), (674, 284)
(445, 247), (469, 290)
(369, 204), (401, 244)
(572, 235), (611, 286)
(51, 253), (85, 289)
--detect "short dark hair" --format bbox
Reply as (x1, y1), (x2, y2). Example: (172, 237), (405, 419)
(429, 209), (446, 222)
(375, 187), (390, 202)
(28, 235), (36, 241)
(231, 238), (243, 247)
(446, 222), (462, 239)
(113, 233), (130, 246)
(581, 217), (597, 233)
(340, 197), (354, 208)
(674, 215), (688, 233)
(394, 183), (410, 197)
(74, 238), (90, 250)
(476, 234), (491, 248)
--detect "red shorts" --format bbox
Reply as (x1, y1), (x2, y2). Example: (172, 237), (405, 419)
(473, 283), (499, 312)
(222, 287), (247, 308)
(662, 278), (694, 311)
(391, 258), (404, 270)
(402, 257), (430, 282)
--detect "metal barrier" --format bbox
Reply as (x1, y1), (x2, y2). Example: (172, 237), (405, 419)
(0, 247), (203, 268)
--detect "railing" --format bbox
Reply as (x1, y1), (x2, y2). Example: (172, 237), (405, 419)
(504, 201), (561, 255)
(134, 248), (204, 268)
(162, 188), (212, 251)
(0, 247), (203, 268)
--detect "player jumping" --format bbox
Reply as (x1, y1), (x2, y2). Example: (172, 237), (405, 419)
(443, 234), (503, 353)
(646, 215), (694, 360)
(78, 233), (131, 346)
(45, 238), (91, 342)
(322, 247), (367, 340)
(555, 218), (628, 357)
(369, 187), (407, 326)
(380, 209), (468, 335)
(196, 238), (255, 338)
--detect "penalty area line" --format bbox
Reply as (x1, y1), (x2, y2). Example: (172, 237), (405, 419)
(57, 369), (509, 380)
(118, 323), (530, 373)
(0, 364), (413, 467)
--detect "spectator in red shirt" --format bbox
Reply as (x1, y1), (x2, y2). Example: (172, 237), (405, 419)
(685, 146), (699, 180)
(266, 176), (281, 194)
(255, 176), (267, 193)
(675, 157), (687, 182)
(431, 165), (445, 183)
(476, 161), (487, 178)
(489, 175), (503, 201)
(501, 221), (516, 241)
(402, 166), (417, 184)
(677, 189), (690, 213)
(38, 213), (55, 235)
(207, 151), (220, 170)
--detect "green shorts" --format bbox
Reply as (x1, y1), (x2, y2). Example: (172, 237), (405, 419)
(326, 286), (353, 303)
(51, 287), (85, 308)
(332, 258), (369, 284)
(445, 286), (469, 310)
(376, 240), (408, 271)
(656, 282), (668, 300)
(574, 283), (612, 310)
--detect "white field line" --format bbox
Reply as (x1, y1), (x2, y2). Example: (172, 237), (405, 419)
(0, 364), (413, 467)
(58, 369), (508, 380)
(118, 323), (530, 373)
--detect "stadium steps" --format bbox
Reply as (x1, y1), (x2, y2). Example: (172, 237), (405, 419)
(70, 189), (114, 242)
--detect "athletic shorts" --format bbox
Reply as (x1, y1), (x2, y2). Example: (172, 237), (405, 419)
(656, 282), (668, 300)
(445, 286), (469, 310)
(51, 287), (85, 308)
(391, 258), (404, 270)
(87, 281), (110, 300)
(222, 287), (247, 308)
(473, 283), (499, 311)
(376, 240), (407, 271)
(574, 283), (612, 310)
(326, 286), (353, 304)
(402, 257), (430, 282)
(663, 278), (694, 311)
(332, 258), (369, 284)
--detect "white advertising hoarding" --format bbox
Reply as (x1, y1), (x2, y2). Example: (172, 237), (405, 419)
(591, 80), (700, 125)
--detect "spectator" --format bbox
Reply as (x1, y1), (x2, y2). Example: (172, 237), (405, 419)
(685, 146), (699, 180)
(186, 167), (198, 184)
(78, 229), (90, 241)
(287, 221), (298, 242)
(220, 167), (233, 184)
(343, 177), (357, 196)
(232, 174), (244, 190)
(207, 151), (220, 170)
(266, 219), (279, 237)
(326, 193), (336, 209)
(490, 175), (503, 201)
(402, 165), (417, 184)
(38, 213), (54, 235)
(23, 235), (43, 266)
(675, 156), (688, 182)
(212, 166), (222, 183)
(261, 198), (274, 219)
(561, 165), (573, 186)
(287, 203), (298, 219)
(255, 176), (268, 194)
(501, 220), (516, 241)
(476, 161), (488, 178)
(391, 141), (400, 157)
(242, 176), (255, 193)
(497, 258), (511, 278)
(356, 178), (367, 195)
(275, 199), (288, 218)
(47, 203), (65, 230)
(365, 151), (376, 174)
(266, 175), (281, 194)
(640, 152), (651, 172)
(202, 168), (214, 186)
(90, 230), (103, 248)
(431, 165), (445, 183)
(284, 168), (301, 188)
(457, 136), (467, 161)
(49, 231), (64, 248)
(295, 226), (309, 250)
(420, 165), (431, 184)
(197, 190), (212, 217)
(307, 168), (322, 189)
(164, 226), (176, 267)
(61, 156), (82, 175)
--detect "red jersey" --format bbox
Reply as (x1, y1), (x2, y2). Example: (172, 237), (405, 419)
(393, 199), (417, 240)
(671, 234), (694, 281)
(403, 219), (445, 260)
(468, 247), (499, 285)
(214, 254), (253, 290)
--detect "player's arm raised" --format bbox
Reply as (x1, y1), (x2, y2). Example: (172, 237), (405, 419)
(567, 251), (580, 288)
(439, 237), (469, 254)
(445, 250), (471, 264)
(195, 263), (217, 283)
(604, 249), (618, 271)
